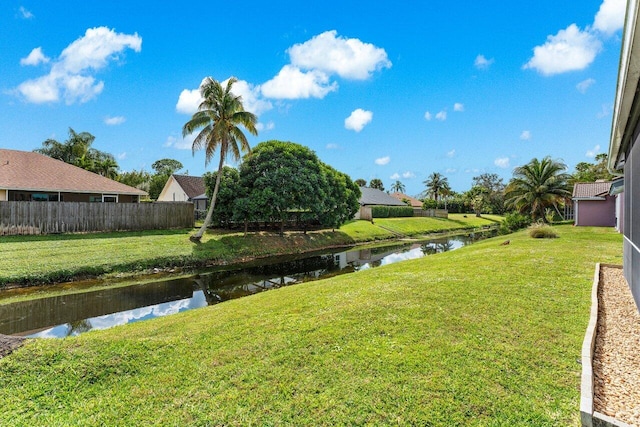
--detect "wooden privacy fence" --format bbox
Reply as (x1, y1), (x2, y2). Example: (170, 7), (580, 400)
(0, 201), (194, 235)
(413, 208), (448, 218)
(356, 206), (448, 221)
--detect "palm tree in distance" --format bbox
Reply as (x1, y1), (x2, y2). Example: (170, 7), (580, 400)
(369, 178), (384, 191)
(504, 157), (571, 222)
(423, 172), (449, 202)
(390, 180), (406, 193)
(183, 77), (258, 242)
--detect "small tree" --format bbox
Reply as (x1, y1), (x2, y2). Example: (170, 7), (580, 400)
(390, 180), (406, 193)
(354, 178), (367, 187)
(369, 178), (384, 191)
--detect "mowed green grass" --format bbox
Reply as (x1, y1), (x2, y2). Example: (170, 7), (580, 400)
(375, 213), (502, 236)
(0, 215), (502, 286)
(0, 225), (622, 426)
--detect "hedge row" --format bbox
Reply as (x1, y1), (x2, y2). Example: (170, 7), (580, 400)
(371, 206), (414, 218)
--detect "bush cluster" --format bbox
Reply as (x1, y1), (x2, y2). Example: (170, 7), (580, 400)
(528, 223), (558, 239)
(499, 212), (532, 234)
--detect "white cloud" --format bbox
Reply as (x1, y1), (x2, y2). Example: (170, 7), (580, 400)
(288, 30), (391, 80)
(176, 87), (202, 114)
(523, 24), (602, 76)
(494, 157), (510, 168)
(597, 103), (612, 118)
(402, 171), (415, 179)
(375, 156), (390, 165)
(164, 134), (194, 150)
(474, 54), (494, 70)
(447, 149), (456, 158)
(104, 115), (125, 125)
(261, 65), (337, 99)
(117, 152), (127, 160)
(19, 6), (33, 19)
(14, 27), (142, 104)
(520, 130), (532, 140)
(424, 111), (432, 121)
(227, 79), (272, 115)
(255, 121), (275, 131)
(326, 143), (339, 149)
(390, 173), (400, 180)
(593, 0), (626, 35)
(453, 103), (464, 112)
(177, 77), (272, 116)
(577, 78), (596, 93)
(344, 108), (373, 132)
(435, 111), (447, 121)
(20, 47), (49, 66)
(586, 144), (601, 157)
(445, 168), (457, 174)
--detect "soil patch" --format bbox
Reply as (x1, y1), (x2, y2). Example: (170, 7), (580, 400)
(0, 334), (26, 359)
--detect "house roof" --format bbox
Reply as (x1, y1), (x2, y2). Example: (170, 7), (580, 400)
(0, 149), (147, 196)
(389, 192), (422, 208)
(359, 187), (407, 206)
(572, 181), (613, 199)
(172, 174), (206, 199)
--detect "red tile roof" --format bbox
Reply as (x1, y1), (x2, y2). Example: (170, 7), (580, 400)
(389, 192), (422, 207)
(172, 174), (206, 199)
(0, 149), (147, 195)
(572, 181), (612, 198)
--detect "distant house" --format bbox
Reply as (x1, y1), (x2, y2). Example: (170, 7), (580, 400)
(0, 149), (146, 202)
(359, 187), (407, 207)
(389, 192), (423, 208)
(572, 181), (616, 227)
(157, 174), (207, 210)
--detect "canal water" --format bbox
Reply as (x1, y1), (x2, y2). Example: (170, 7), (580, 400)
(0, 231), (495, 338)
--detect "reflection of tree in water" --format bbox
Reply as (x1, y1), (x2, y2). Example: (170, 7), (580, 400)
(420, 241), (454, 255)
(66, 319), (93, 336)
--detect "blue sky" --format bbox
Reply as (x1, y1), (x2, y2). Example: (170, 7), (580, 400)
(0, 0), (626, 195)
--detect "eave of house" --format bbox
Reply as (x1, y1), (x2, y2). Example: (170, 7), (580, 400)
(609, 0), (640, 174)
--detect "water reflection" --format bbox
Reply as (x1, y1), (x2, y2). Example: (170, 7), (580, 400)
(0, 230), (495, 338)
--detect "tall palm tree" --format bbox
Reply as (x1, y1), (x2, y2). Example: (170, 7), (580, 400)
(423, 172), (449, 202)
(390, 180), (406, 193)
(505, 157), (571, 221)
(183, 77), (258, 242)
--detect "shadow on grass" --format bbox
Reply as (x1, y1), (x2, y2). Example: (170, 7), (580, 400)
(191, 229), (358, 264)
(0, 228), (193, 243)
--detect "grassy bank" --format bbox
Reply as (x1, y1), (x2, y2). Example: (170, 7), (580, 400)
(0, 225), (622, 425)
(0, 214), (501, 287)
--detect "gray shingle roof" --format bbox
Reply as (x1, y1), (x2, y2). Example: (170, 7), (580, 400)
(572, 181), (612, 198)
(359, 187), (407, 206)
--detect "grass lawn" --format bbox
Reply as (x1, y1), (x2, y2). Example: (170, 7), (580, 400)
(0, 215), (502, 287)
(0, 225), (622, 425)
(375, 214), (502, 236)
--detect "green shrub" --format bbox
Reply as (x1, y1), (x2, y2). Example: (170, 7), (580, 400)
(422, 199), (437, 209)
(499, 212), (532, 234)
(371, 206), (389, 218)
(371, 206), (414, 218)
(528, 223), (558, 239)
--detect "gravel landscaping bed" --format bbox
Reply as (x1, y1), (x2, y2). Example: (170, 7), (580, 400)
(594, 266), (640, 426)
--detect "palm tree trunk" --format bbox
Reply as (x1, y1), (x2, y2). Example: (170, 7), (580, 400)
(191, 155), (225, 242)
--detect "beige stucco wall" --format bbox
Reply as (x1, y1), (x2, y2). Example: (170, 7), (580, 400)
(157, 177), (189, 202)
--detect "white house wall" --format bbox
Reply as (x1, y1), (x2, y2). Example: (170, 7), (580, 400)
(157, 177), (189, 202)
